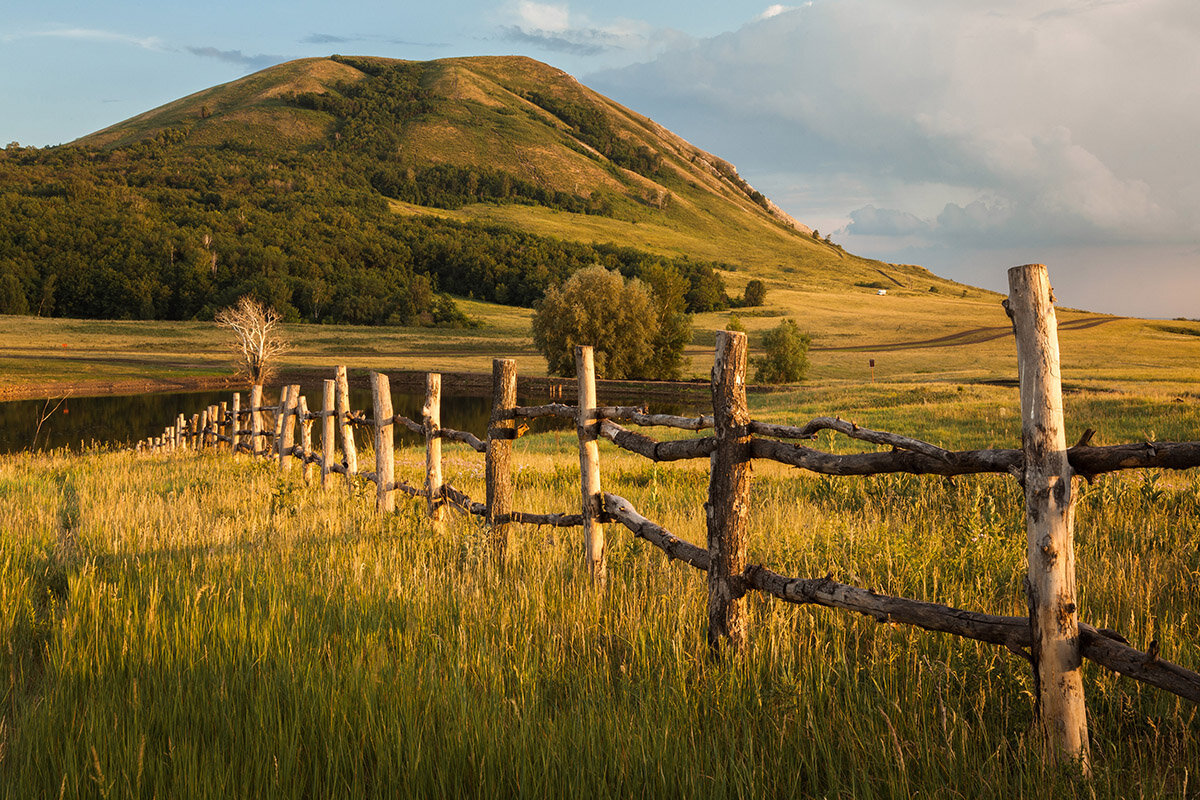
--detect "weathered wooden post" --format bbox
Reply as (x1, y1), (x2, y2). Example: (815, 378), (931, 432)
(278, 385), (299, 472)
(335, 366), (358, 491)
(575, 346), (606, 584)
(321, 379), (336, 489)
(190, 413), (200, 450)
(1007, 263), (1090, 772)
(298, 394), (314, 483)
(176, 414), (186, 451)
(707, 330), (752, 654)
(208, 405), (219, 448)
(198, 408), (210, 450)
(370, 371), (396, 513)
(219, 401), (229, 450)
(486, 358), (517, 559)
(423, 373), (446, 525)
(230, 393), (241, 454)
(272, 386), (288, 462)
(249, 385), (264, 456)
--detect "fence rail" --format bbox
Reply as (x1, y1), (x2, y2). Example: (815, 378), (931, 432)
(135, 264), (1199, 773)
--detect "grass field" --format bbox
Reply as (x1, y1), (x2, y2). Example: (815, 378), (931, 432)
(3, 283), (1199, 401)
(1, 388), (1198, 797)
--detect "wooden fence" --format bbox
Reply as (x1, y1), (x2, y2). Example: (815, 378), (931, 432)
(135, 265), (1200, 773)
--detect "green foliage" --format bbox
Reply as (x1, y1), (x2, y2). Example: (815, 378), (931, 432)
(725, 314), (746, 333)
(523, 91), (663, 178)
(742, 279), (767, 307)
(754, 319), (811, 384)
(532, 265), (685, 379)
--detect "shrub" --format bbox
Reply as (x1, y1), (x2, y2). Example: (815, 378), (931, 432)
(742, 279), (767, 307)
(754, 319), (811, 384)
(532, 265), (688, 379)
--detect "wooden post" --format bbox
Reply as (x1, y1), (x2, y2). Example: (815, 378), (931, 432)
(298, 394), (314, 483)
(486, 358), (517, 559)
(321, 379), (336, 489)
(209, 405), (219, 448)
(230, 393), (241, 454)
(335, 366), (358, 491)
(575, 346), (606, 584)
(423, 373), (446, 524)
(1007, 264), (1090, 771)
(219, 401), (228, 450)
(190, 413), (200, 451)
(198, 409), (210, 450)
(249, 385), (263, 456)
(272, 386), (287, 462)
(278, 385), (299, 472)
(707, 330), (752, 654)
(176, 414), (185, 450)
(370, 371), (395, 513)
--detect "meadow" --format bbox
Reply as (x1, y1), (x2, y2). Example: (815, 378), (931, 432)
(1, 381), (1198, 798)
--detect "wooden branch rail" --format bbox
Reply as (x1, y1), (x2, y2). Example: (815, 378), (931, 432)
(599, 420), (716, 461)
(138, 262), (1200, 769)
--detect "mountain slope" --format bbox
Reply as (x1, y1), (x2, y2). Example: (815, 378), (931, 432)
(0, 55), (983, 328)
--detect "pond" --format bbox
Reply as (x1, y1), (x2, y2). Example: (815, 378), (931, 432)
(0, 387), (697, 455)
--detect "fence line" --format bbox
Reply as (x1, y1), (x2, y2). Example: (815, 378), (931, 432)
(134, 264), (1200, 772)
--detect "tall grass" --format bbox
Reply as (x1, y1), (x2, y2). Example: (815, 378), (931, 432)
(1, 439), (1196, 798)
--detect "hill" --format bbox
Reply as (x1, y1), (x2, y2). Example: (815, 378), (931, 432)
(0, 55), (983, 328)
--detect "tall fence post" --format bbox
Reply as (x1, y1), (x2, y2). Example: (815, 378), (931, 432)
(219, 401), (229, 450)
(176, 413), (185, 451)
(424, 373), (446, 525)
(278, 385), (299, 472)
(336, 366), (358, 492)
(707, 330), (752, 654)
(230, 392), (241, 454)
(321, 379), (336, 489)
(486, 358), (517, 560)
(575, 346), (606, 584)
(371, 371), (395, 513)
(298, 394), (313, 483)
(1007, 263), (1091, 772)
(190, 413), (200, 451)
(249, 385), (263, 456)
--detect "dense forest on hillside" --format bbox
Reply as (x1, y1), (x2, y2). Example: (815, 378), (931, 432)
(0, 58), (732, 325)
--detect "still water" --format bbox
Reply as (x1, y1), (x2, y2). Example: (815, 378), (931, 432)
(0, 388), (692, 454)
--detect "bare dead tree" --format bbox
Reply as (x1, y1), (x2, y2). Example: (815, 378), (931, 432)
(214, 296), (289, 387)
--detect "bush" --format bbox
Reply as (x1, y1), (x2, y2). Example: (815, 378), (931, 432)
(532, 265), (688, 379)
(754, 319), (810, 384)
(742, 279), (766, 307)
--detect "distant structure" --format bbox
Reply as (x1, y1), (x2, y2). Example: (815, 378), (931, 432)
(877, 289), (888, 296)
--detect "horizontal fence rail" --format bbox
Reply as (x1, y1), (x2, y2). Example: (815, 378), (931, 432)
(135, 265), (1199, 774)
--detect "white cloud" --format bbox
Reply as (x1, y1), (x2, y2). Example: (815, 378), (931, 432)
(757, 5), (798, 20)
(2, 27), (164, 50)
(590, 0), (1200, 255)
(517, 1), (570, 33)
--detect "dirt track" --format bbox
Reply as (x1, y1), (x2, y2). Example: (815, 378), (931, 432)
(812, 316), (1121, 352)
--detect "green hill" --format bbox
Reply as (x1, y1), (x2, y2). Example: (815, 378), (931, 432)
(0, 55), (977, 326)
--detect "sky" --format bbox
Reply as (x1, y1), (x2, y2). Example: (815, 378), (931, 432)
(3, 0), (1198, 319)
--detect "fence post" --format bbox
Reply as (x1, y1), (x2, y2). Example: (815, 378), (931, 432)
(424, 373), (446, 525)
(1007, 263), (1090, 772)
(335, 366), (358, 491)
(321, 379), (336, 489)
(199, 408), (210, 450)
(298, 394), (313, 483)
(371, 371), (395, 513)
(278, 385), (299, 472)
(249, 385), (263, 456)
(707, 330), (752, 654)
(209, 405), (219, 448)
(176, 414), (185, 450)
(575, 346), (606, 584)
(219, 401), (229, 450)
(231, 393), (241, 454)
(486, 358), (517, 559)
(190, 413), (200, 451)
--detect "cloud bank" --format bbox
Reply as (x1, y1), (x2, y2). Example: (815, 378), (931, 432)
(589, 0), (1200, 307)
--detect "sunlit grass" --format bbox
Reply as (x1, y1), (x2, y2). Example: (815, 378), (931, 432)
(1, 421), (1197, 797)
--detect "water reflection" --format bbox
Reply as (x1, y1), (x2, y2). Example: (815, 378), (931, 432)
(0, 387), (694, 454)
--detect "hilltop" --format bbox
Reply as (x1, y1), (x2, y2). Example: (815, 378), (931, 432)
(0, 55), (983, 329)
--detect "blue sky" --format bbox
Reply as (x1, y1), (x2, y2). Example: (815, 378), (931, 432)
(3, 0), (1197, 319)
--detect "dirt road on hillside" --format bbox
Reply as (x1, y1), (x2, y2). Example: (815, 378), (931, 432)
(811, 316), (1121, 352)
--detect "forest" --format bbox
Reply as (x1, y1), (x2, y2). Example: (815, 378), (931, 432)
(0, 57), (732, 326)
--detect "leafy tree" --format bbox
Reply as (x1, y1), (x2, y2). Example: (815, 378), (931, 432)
(531, 265), (672, 379)
(743, 279), (767, 307)
(725, 314), (746, 332)
(754, 319), (811, 384)
(0, 271), (29, 315)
